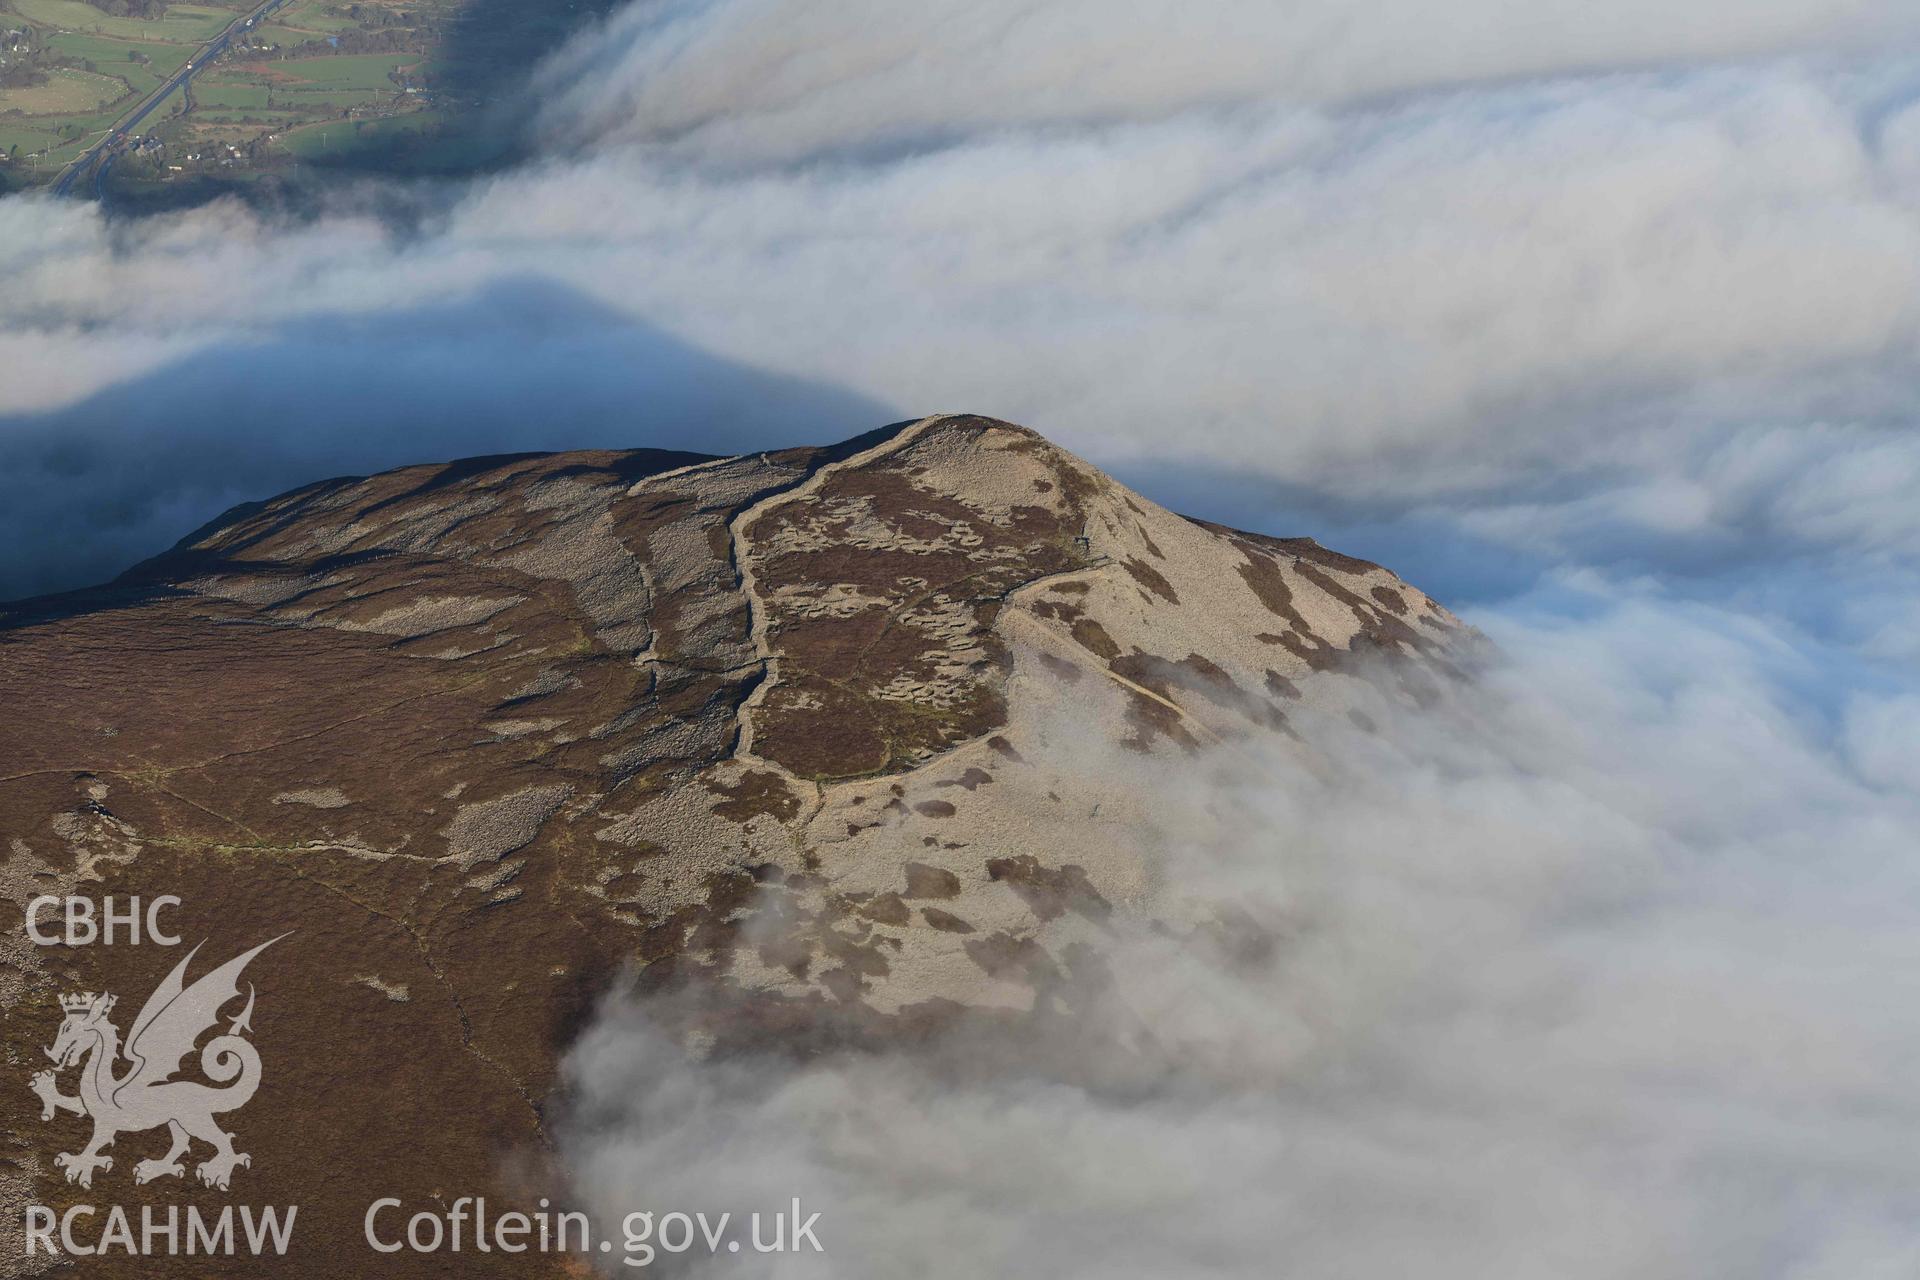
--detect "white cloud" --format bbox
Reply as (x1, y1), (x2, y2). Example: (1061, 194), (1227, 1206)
(534, 0), (1920, 161)
(1846, 693), (1920, 792)
(8, 38), (1920, 592)
(561, 590), (1920, 1279)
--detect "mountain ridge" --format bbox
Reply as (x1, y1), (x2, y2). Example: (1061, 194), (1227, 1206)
(0, 414), (1468, 1277)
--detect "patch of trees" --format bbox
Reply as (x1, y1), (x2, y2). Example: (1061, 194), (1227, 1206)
(0, 63), (49, 89)
(283, 28), (416, 58)
(343, 5), (418, 28)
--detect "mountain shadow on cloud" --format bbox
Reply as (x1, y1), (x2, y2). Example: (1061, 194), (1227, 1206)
(0, 277), (896, 605)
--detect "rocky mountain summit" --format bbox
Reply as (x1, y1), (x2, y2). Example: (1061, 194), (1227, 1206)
(0, 415), (1464, 1274)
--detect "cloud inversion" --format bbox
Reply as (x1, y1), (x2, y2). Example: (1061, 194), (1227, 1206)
(4, 3), (1917, 1273)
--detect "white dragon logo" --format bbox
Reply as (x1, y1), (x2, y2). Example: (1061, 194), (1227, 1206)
(29, 936), (285, 1191)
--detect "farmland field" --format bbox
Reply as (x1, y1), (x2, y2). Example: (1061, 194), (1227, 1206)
(9, 0), (239, 42)
(262, 0), (357, 32)
(0, 67), (124, 114)
(245, 22), (315, 43)
(0, 120), (65, 156)
(190, 75), (274, 109)
(258, 53), (416, 90)
(39, 29), (195, 98)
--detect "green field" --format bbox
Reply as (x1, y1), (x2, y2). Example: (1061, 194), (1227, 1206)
(270, 116), (344, 156)
(193, 108), (297, 122)
(9, 0), (239, 43)
(273, 111), (429, 158)
(263, 52), (413, 90)
(40, 31), (190, 94)
(0, 120), (66, 157)
(245, 21), (313, 43)
(0, 66), (124, 114)
(267, 0), (362, 32)
(191, 74), (273, 108)
(0, 91), (133, 163)
(264, 103), (499, 172)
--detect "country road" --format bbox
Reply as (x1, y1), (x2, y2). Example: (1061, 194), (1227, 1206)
(50, 0), (291, 199)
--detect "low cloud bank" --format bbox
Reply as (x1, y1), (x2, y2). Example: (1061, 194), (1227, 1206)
(560, 587), (1920, 1277)
(534, 0), (1920, 159)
